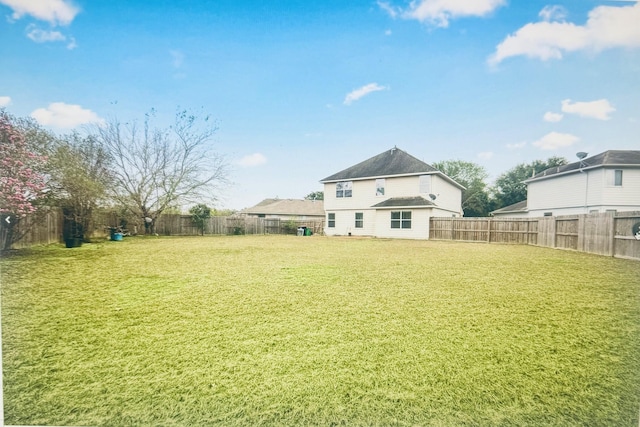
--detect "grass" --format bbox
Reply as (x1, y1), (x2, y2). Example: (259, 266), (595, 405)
(1, 235), (639, 426)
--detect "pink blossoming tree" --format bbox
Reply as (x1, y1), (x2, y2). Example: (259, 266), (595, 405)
(0, 110), (48, 250)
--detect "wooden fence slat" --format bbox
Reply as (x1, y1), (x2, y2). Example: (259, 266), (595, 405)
(1, 210), (326, 249)
(429, 212), (639, 261)
(3, 209), (638, 261)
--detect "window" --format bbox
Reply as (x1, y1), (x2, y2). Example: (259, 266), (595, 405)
(355, 212), (363, 228)
(328, 213), (335, 228)
(391, 211), (411, 229)
(376, 179), (385, 196)
(336, 181), (352, 198)
(544, 212), (552, 217)
(419, 175), (431, 194)
(614, 169), (623, 186)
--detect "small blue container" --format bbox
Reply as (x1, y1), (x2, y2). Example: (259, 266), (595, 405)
(112, 232), (123, 241)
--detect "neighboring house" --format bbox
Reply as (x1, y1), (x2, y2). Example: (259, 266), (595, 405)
(492, 150), (640, 217)
(241, 198), (325, 220)
(320, 147), (464, 239)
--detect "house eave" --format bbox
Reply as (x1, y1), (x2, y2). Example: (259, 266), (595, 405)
(525, 165), (599, 183)
(321, 171), (465, 190)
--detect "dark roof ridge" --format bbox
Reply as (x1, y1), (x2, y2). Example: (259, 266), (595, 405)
(320, 146), (438, 182)
(528, 150), (640, 181)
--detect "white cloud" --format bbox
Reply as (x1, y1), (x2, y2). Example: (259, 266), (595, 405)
(384, 29), (392, 36)
(539, 5), (567, 22)
(237, 153), (267, 167)
(30, 102), (104, 129)
(489, 2), (640, 65)
(381, 0), (505, 28)
(377, 1), (399, 19)
(506, 141), (527, 150)
(26, 26), (65, 42)
(561, 99), (615, 120)
(24, 24), (76, 48)
(477, 151), (494, 160)
(0, 96), (11, 107)
(543, 111), (564, 122)
(532, 131), (579, 150)
(344, 83), (388, 105)
(0, 0), (79, 26)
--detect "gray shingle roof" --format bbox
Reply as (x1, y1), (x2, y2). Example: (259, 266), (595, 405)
(320, 147), (438, 182)
(242, 199), (325, 216)
(371, 196), (436, 208)
(527, 150), (640, 182)
(491, 200), (527, 215)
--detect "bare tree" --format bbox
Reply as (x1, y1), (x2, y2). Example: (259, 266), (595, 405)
(95, 110), (228, 234)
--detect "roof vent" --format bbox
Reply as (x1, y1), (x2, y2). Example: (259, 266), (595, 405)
(577, 152), (589, 169)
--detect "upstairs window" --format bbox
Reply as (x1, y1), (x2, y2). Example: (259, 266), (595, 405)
(336, 181), (352, 198)
(376, 179), (385, 196)
(614, 169), (623, 186)
(419, 175), (431, 194)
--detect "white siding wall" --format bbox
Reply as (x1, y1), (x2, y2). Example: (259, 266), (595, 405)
(524, 167), (640, 217)
(373, 209), (431, 239)
(528, 172), (588, 211)
(324, 209), (376, 237)
(429, 175), (463, 215)
(601, 167), (640, 207)
(323, 179), (380, 211)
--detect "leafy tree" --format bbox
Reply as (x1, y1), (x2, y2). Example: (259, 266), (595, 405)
(305, 191), (323, 201)
(190, 203), (211, 236)
(433, 160), (491, 217)
(492, 156), (568, 209)
(95, 109), (229, 234)
(48, 133), (112, 242)
(0, 110), (48, 250)
(212, 208), (235, 216)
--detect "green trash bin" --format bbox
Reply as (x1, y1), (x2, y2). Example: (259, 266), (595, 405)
(304, 228), (312, 236)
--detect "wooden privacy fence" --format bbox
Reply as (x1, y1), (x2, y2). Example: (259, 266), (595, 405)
(0, 210), (64, 250)
(430, 211), (640, 261)
(1, 210), (325, 249)
(153, 215), (324, 237)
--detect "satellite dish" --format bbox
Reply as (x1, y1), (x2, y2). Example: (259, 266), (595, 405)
(576, 152), (588, 160)
(428, 194), (437, 201)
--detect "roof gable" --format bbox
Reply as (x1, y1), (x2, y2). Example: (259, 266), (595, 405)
(320, 147), (438, 182)
(527, 150), (640, 182)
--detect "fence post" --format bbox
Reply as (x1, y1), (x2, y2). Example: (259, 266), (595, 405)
(609, 213), (616, 257)
(485, 218), (489, 243)
(577, 214), (585, 252)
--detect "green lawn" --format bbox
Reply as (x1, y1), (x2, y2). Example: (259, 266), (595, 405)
(2, 235), (639, 426)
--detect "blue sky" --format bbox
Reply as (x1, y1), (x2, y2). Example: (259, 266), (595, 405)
(1, 0), (639, 209)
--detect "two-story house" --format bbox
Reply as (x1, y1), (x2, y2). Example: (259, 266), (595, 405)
(492, 150), (640, 217)
(320, 147), (464, 239)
